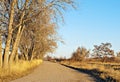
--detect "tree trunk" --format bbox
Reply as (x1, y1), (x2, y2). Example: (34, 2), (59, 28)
(3, 0), (16, 69)
(30, 49), (35, 61)
(9, 8), (25, 64)
(15, 50), (18, 63)
(28, 44), (34, 61)
(0, 36), (2, 68)
(9, 26), (24, 64)
(25, 53), (28, 61)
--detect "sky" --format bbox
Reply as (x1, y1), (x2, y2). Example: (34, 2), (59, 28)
(51, 0), (120, 58)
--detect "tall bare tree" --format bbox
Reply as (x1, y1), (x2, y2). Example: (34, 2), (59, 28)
(0, 34), (2, 68)
(0, 0), (76, 68)
(3, 0), (16, 68)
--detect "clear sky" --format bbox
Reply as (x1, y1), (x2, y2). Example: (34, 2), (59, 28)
(51, 0), (120, 58)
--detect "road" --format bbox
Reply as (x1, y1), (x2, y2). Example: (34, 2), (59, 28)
(11, 61), (95, 82)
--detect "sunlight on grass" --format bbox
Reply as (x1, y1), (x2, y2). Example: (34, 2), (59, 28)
(61, 61), (120, 81)
(0, 59), (43, 81)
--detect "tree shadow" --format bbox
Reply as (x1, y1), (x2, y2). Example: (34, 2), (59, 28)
(61, 64), (117, 82)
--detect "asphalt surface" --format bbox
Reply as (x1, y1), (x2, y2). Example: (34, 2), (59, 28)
(11, 61), (95, 82)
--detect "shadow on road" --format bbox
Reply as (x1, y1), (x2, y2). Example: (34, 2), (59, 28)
(61, 64), (117, 82)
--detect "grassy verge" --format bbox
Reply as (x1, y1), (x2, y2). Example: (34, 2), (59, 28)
(0, 59), (43, 82)
(61, 61), (120, 81)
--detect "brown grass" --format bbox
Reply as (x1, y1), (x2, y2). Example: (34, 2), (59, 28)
(61, 60), (120, 81)
(0, 59), (43, 82)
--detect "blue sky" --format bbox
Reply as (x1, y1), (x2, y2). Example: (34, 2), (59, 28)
(51, 0), (120, 58)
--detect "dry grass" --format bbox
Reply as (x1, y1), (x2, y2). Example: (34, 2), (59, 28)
(0, 59), (43, 82)
(61, 60), (120, 81)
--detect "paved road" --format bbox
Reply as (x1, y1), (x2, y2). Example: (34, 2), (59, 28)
(11, 61), (95, 82)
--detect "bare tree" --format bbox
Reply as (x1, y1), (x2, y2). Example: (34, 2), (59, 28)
(3, 0), (16, 68)
(0, 0), (76, 68)
(71, 47), (89, 61)
(92, 43), (114, 58)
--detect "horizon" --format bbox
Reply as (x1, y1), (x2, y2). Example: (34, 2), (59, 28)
(51, 0), (120, 58)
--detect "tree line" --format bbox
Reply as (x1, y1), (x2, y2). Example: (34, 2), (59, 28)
(70, 42), (120, 62)
(0, 0), (76, 69)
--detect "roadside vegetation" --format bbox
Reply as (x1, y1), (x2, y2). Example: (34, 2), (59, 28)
(57, 43), (120, 81)
(0, 59), (42, 82)
(0, 0), (75, 81)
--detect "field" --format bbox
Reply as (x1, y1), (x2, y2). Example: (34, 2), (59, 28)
(61, 59), (120, 81)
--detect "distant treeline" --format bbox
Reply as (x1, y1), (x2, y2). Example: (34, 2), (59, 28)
(47, 42), (120, 62)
